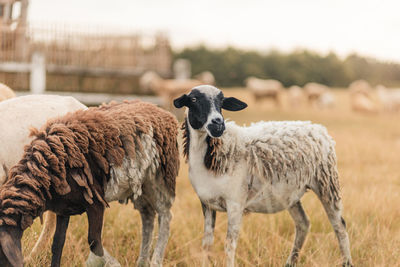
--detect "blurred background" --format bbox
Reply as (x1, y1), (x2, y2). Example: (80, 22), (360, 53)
(1, 1), (400, 266)
(1, 0), (400, 107)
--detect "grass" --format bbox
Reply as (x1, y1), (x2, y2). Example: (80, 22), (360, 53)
(23, 88), (400, 266)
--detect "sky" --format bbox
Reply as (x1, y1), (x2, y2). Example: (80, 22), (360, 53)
(27, 0), (400, 62)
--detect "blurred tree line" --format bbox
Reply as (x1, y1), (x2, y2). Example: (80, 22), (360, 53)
(174, 46), (400, 88)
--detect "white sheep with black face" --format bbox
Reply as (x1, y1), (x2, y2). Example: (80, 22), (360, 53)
(174, 85), (353, 267)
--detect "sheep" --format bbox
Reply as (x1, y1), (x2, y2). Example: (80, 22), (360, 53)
(350, 92), (378, 114)
(349, 79), (372, 96)
(303, 82), (328, 105)
(0, 83), (16, 102)
(0, 94), (87, 263)
(287, 85), (305, 108)
(139, 71), (202, 110)
(376, 85), (400, 112)
(194, 71), (216, 85)
(317, 91), (336, 109)
(347, 80), (379, 113)
(174, 85), (353, 267)
(0, 100), (179, 267)
(245, 77), (283, 107)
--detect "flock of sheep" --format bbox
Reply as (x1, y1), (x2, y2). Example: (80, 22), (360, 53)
(349, 80), (400, 113)
(137, 72), (400, 114)
(246, 77), (400, 113)
(0, 80), (357, 267)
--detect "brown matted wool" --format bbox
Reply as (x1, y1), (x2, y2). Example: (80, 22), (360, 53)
(0, 100), (179, 230)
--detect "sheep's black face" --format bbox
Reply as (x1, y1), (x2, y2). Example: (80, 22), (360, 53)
(174, 85), (247, 138)
(0, 226), (23, 267)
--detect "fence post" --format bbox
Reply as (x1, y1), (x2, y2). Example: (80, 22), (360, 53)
(30, 52), (46, 94)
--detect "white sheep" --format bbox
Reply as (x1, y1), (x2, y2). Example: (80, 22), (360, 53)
(174, 85), (353, 267)
(349, 79), (372, 96)
(376, 85), (400, 112)
(245, 77), (283, 106)
(0, 94), (87, 263)
(194, 71), (216, 85)
(139, 71), (202, 110)
(0, 82), (16, 102)
(348, 80), (380, 113)
(350, 93), (378, 114)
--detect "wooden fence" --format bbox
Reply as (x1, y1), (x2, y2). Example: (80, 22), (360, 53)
(0, 23), (172, 94)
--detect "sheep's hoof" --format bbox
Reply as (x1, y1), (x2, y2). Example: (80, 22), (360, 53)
(86, 250), (121, 267)
(285, 263), (296, 267)
(136, 258), (150, 267)
(342, 260), (354, 267)
(150, 258), (163, 267)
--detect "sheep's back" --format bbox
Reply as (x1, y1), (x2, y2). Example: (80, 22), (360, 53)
(99, 100), (180, 195)
(242, 121), (340, 203)
(244, 121), (335, 179)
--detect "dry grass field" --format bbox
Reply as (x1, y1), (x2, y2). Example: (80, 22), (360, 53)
(23, 89), (400, 266)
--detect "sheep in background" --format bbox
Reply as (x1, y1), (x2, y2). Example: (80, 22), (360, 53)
(194, 71), (216, 85)
(303, 82), (335, 109)
(376, 85), (400, 112)
(138, 71), (161, 95)
(245, 77), (283, 107)
(139, 71), (202, 110)
(317, 91), (336, 109)
(174, 85), (353, 267)
(349, 79), (373, 96)
(348, 81), (378, 114)
(0, 100), (179, 267)
(350, 92), (378, 114)
(0, 95), (87, 263)
(287, 85), (305, 108)
(0, 83), (16, 102)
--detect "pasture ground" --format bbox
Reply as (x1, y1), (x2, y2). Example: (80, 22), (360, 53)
(23, 89), (400, 266)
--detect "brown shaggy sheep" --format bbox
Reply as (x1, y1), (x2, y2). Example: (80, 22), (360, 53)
(0, 100), (179, 267)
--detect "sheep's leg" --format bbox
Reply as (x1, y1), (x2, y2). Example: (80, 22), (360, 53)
(50, 215), (70, 267)
(201, 201), (216, 249)
(150, 210), (172, 267)
(137, 206), (156, 267)
(225, 201), (243, 267)
(25, 211), (57, 264)
(86, 205), (121, 267)
(320, 199), (353, 267)
(285, 201), (310, 267)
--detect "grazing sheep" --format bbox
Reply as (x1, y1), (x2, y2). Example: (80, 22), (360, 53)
(139, 71), (202, 110)
(0, 100), (179, 267)
(245, 77), (283, 107)
(174, 85), (353, 267)
(287, 85), (304, 108)
(349, 79), (372, 96)
(194, 71), (216, 85)
(0, 95), (87, 263)
(0, 83), (16, 102)
(348, 84), (377, 114)
(317, 91), (336, 109)
(350, 92), (378, 114)
(376, 85), (400, 112)
(303, 82), (328, 104)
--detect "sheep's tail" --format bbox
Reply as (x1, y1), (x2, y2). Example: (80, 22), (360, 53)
(23, 211), (56, 264)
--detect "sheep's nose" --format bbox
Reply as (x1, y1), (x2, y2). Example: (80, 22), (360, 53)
(211, 117), (223, 125)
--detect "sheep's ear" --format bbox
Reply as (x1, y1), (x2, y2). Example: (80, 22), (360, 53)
(222, 97), (248, 111)
(0, 229), (23, 267)
(173, 94), (189, 108)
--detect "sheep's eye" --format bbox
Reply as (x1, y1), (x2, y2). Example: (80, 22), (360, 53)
(191, 97), (197, 103)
